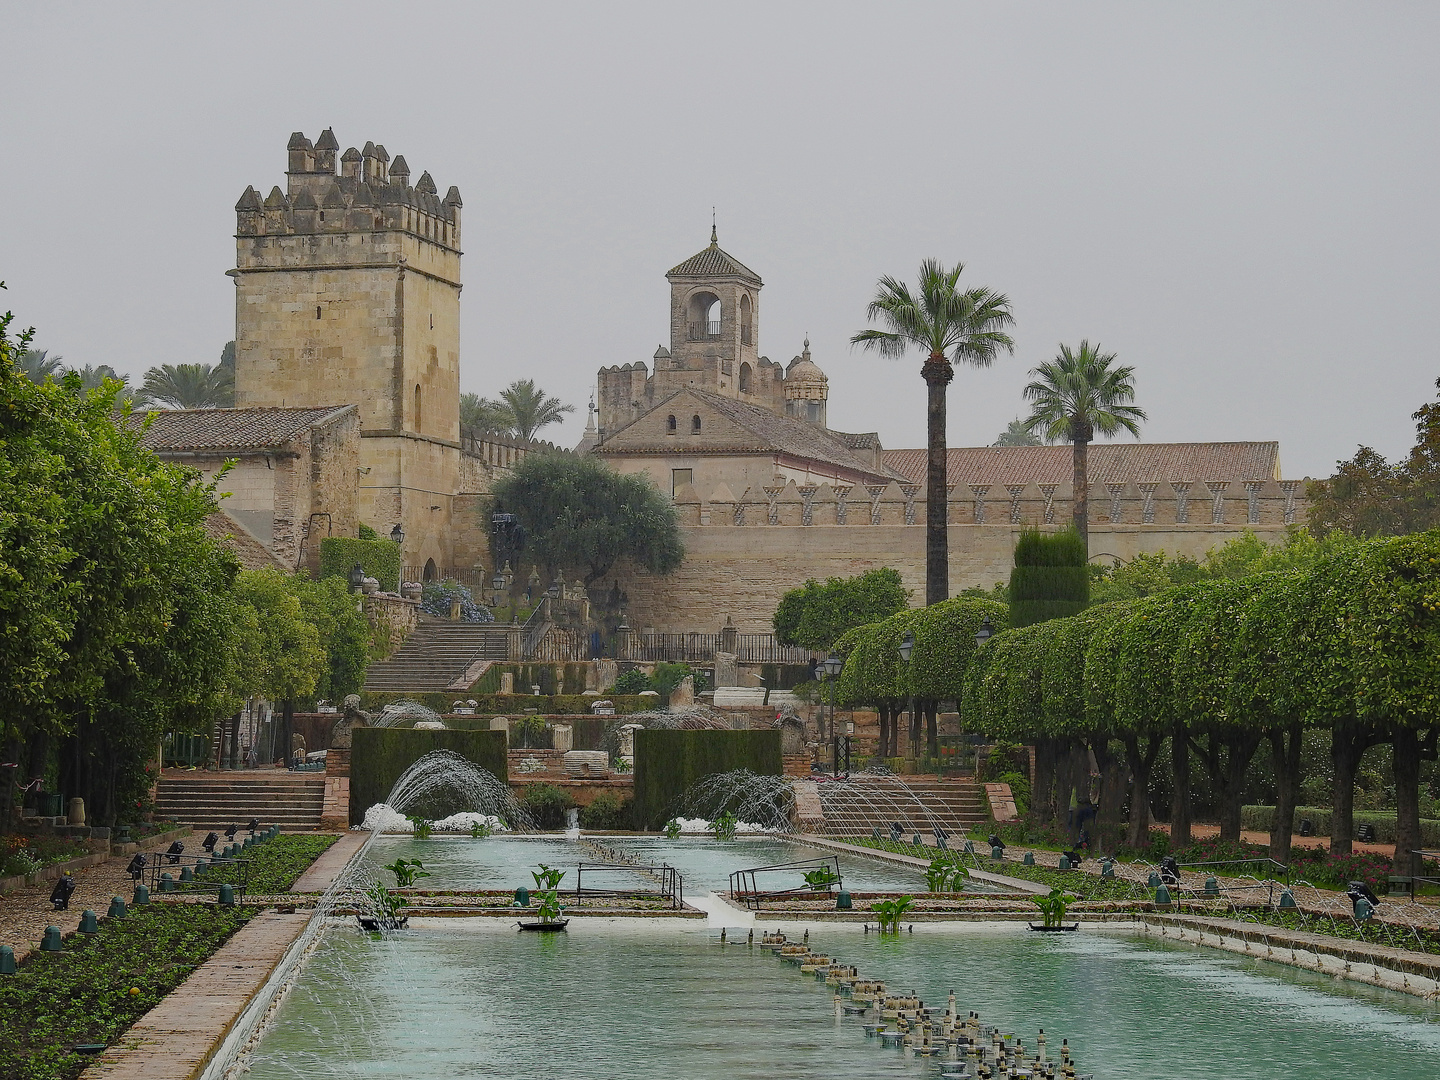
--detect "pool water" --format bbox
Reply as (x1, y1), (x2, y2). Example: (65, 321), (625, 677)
(361, 834), (964, 895)
(242, 921), (1440, 1079)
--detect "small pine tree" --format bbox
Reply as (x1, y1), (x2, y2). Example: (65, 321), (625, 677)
(1008, 527), (1088, 627)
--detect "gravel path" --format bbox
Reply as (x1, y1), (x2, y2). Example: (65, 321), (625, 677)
(1, 829), (202, 959)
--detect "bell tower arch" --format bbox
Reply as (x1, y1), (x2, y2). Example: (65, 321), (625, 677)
(665, 225), (762, 398)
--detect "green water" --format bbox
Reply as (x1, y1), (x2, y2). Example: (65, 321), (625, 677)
(363, 834), (960, 894)
(243, 921), (1440, 1079)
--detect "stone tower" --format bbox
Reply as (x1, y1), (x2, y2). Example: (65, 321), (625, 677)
(783, 338), (828, 426)
(230, 129), (464, 573)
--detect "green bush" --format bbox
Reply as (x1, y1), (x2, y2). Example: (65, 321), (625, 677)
(613, 669), (650, 695)
(632, 728), (782, 829)
(578, 791), (633, 829)
(319, 536), (401, 592)
(522, 783), (576, 829)
(1240, 805), (1440, 847)
(192, 835), (336, 894)
(349, 728), (508, 824)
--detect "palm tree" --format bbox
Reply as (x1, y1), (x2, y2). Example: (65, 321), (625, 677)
(141, 362), (234, 408)
(852, 260), (1015, 604)
(499, 379), (573, 442)
(993, 417), (1044, 447)
(460, 392), (516, 435)
(1021, 341), (1146, 550)
(17, 349), (65, 383)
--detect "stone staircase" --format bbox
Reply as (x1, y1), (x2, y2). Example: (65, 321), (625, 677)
(155, 771), (326, 831)
(363, 617), (511, 694)
(816, 778), (989, 838)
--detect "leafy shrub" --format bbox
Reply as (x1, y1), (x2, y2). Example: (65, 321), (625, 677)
(358, 523), (379, 540)
(522, 783), (575, 829)
(420, 579), (494, 623)
(194, 835), (336, 894)
(578, 791), (632, 829)
(613, 669), (650, 695)
(652, 662), (711, 696)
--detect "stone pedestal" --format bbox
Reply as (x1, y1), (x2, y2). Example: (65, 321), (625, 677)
(714, 651), (738, 687)
(552, 724), (573, 753)
(500, 671), (514, 694)
(618, 724), (643, 760)
(67, 798), (85, 827)
(489, 716), (511, 743)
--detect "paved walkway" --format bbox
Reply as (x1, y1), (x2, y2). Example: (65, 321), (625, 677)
(81, 912), (311, 1080)
(1155, 822), (1397, 857)
(0, 829), (202, 961)
(289, 831), (367, 893)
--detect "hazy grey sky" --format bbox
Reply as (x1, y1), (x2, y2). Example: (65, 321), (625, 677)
(4, 2), (1437, 478)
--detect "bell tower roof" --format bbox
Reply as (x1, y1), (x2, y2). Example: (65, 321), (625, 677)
(667, 229), (762, 285)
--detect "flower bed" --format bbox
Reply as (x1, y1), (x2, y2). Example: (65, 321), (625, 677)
(191, 834), (336, 895)
(1, 835), (96, 878)
(0, 904), (254, 1080)
(1235, 908), (1440, 956)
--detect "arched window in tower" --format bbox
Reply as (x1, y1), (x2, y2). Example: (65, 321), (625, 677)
(423, 558), (437, 582)
(740, 294), (752, 346)
(414, 384), (422, 429)
(738, 362), (752, 394)
(667, 414), (677, 433)
(688, 292), (722, 340)
(691, 414), (702, 434)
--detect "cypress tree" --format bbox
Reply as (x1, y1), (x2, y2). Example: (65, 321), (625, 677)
(1009, 527), (1089, 627)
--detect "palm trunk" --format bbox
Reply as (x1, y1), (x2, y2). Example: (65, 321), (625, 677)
(1071, 434), (1090, 550)
(922, 354), (953, 605)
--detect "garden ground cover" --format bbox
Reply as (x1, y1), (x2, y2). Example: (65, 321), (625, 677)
(193, 834), (336, 895)
(0, 903), (254, 1080)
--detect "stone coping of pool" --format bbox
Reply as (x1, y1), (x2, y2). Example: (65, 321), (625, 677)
(793, 833), (1054, 895)
(1136, 913), (1440, 1001)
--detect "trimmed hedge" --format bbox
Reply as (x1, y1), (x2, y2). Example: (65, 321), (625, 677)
(319, 536), (401, 593)
(632, 728), (781, 829)
(1241, 805), (1440, 847)
(350, 727), (508, 823)
(1010, 527), (1088, 628)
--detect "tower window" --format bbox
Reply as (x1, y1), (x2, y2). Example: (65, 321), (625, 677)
(691, 414), (702, 434)
(316, 306), (322, 319)
(738, 362), (752, 394)
(706, 300), (721, 336)
(430, 313), (434, 330)
(740, 294), (753, 346)
(414, 384), (422, 429)
(667, 414), (677, 433)
(672, 468), (693, 497)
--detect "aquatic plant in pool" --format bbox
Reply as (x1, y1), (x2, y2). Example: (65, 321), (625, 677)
(803, 866), (840, 891)
(873, 895), (913, 932)
(383, 859), (429, 888)
(1033, 887), (1077, 928)
(710, 810), (739, 840)
(663, 818), (682, 839)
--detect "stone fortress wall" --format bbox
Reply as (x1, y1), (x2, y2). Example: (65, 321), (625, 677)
(611, 477), (1304, 632)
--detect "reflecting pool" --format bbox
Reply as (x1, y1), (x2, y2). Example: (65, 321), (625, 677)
(242, 921), (1440, 1079)
(360, 834), (968, 894)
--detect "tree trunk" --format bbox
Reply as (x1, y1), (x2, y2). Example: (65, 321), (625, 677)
(1329, 723), (1380, 856)
(925, 702), (938, 761)
(907, 699), (922, 764)
(1090, 740), (1128, 855)
(1267, 722), (1304, 867)
(1056, 740), (1088, 842)
(282, 700), (295, 767)
(1122, 733), (1164, 849)
(922, 353), (953, 605)
(1191, 730), (1262, 843)
(1032, 738), (1058, 826)
(1392, 726), (1428, 879)
(1171, 722), (1192, 847)
(876, 705), (889, 761)
(1071, 434), (1090, 551)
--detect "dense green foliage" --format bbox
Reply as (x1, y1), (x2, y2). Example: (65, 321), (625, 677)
(1009, 527), (1089, 626)
(632, 729), (782, 829)
(772, 567), (909, 650)
(349, 728), (508, 823)
(520, 783), (576, 829)
(0, 904), (253, 1080)
(195, 834), (336, 894)
(577, 790), (633, 829)
(488, 453), (683, 586)
(318, 535), (401, 592)
(460, 380), (573, 441)
(1, 295), (242, 824)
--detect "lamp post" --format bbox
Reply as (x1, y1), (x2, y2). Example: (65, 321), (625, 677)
(898, 630), (916, 767)
(347, 562), (365, 594)
(975, 616), (994, 647)
(389, 523), (404, 545)
(822, 654), (843, 776)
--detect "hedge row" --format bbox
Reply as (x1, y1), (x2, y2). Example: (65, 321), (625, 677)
(632, 728), (782, 829)
(1240, 806), (1440, 848)
(349, 727), (508, 823)
(319, 536), (401, 593)
(359, 691), (651, 716)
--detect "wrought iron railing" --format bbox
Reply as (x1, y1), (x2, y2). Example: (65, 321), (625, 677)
(687, 321), (722, 340)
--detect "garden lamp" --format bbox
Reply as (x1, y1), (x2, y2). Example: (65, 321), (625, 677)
(348, 563), (365, 592)
(390, 523), (404, 544)
(822, 655), (843, 679)
(898, 630), (914, 662)
(975, 616), (994, 647)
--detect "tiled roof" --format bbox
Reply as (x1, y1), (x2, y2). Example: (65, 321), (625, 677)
(883, 442), (1284, 487)
(667, 242), (762, 284)
(598, 389), (905, 483)
(835, 431), (880, 450)
(140, 406), (353, 452)
(203, 509), (285, 571)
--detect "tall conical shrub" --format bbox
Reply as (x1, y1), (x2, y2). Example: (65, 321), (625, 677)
(1009, 527), (1089, 627)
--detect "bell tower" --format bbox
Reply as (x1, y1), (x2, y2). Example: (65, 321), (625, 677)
(664, 225), (762, 398)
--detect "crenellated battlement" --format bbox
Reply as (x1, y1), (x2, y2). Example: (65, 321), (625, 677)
(664, 476), (1307, 529)
(236, 128), (462, 249)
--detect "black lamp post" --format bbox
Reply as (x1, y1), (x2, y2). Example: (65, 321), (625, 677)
(975, 616), (994, 647)
(822, 654), (844, 774)
(347, 563), (365, 593)
(389, 523), (404, 545)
